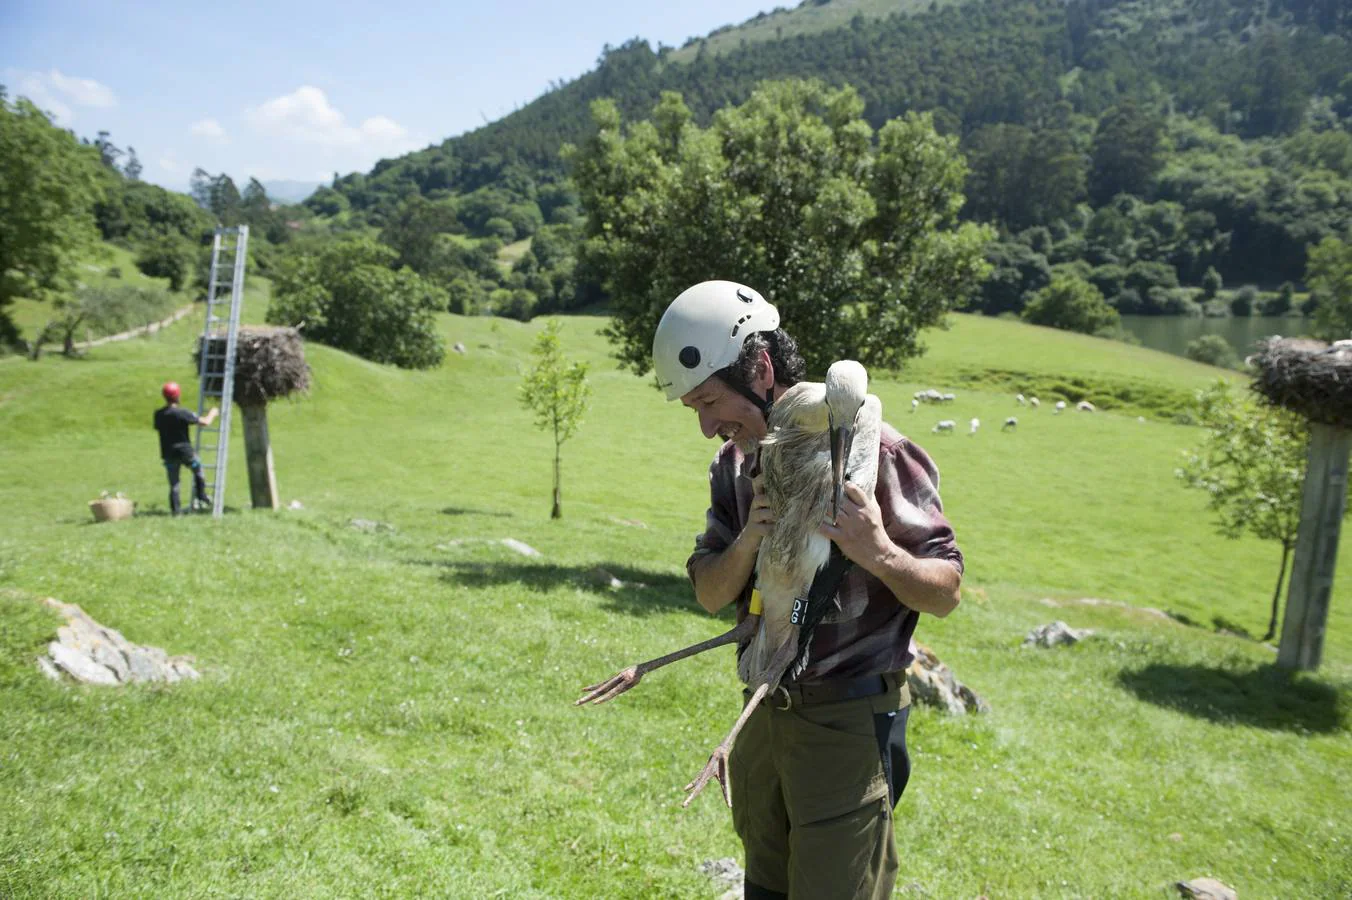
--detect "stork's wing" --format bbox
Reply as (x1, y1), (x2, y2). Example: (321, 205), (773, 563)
(790, 543), (853, 679)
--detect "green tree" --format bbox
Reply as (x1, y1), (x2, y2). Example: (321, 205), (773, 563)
(1088, 102), (1163, 206)
(1021, 274), (1119, 335)
(267, 237), (446, 368)
(1307, 236), (1352, 341)
(518, 320), (591, 519)
(1184, 334), (1239, 369)
(0, 91), (106, 349)
(378, 195), (461, 274)
(135, 236), (194, 291)
(568, 82), (991, 376)
(1201, 266), (1223, 300)
(1176, 381), (1310, 641)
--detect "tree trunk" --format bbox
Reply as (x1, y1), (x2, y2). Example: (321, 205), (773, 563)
(1264, 541), (1292, 643)
(551, 440), (562, 520)
(240, 403), (279, 510)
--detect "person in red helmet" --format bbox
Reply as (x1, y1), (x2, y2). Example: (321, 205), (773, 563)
(153, 382), (218, 515)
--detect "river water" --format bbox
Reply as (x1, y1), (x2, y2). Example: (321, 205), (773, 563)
(1118, 315), (1314, 359)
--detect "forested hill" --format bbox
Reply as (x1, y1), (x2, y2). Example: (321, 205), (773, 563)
(332, 0), (1350, 207)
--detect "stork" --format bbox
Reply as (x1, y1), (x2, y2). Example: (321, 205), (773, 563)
(576, 361), (881, 807)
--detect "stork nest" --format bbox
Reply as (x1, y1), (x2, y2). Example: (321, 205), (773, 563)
(194, 326), (310, 407)
(1249, 337), (1352, 429)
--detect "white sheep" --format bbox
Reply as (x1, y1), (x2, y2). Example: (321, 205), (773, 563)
(941, 392), (956, 403)
(968, 417), (980, 436)
(1077, 400), (1096, 413)
(1054, 401), (1066, 414)
(1016, 393), (1026, 406)
(911, 398), (919, 413)
(1030, 397), (1040, 409)
(932, 420), (956, 434)
(1002, 416), (1018, 431)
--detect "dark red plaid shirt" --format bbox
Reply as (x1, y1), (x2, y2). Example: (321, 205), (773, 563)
(686, 423), (964, 681)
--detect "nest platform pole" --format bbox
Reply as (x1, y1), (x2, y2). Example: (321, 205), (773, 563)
(1278, 422), (1351, 670)
(241, 404), (279, 511)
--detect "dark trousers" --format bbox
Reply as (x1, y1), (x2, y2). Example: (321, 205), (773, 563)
(164, 453), (208, 515)
(732, 677), (913, 900)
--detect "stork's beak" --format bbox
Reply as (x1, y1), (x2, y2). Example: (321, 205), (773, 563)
(830, 420), (854, 523)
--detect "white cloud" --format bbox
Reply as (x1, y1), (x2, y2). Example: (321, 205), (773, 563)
(246, 85), (412, 150)
(7, 69), (116, 124)
(47, 70), (117, 108)
(191, 118), (227, 140)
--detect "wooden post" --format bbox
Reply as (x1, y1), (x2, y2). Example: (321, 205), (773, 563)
(1278, 422), (1352, 670)
(240, 404), (279, 510)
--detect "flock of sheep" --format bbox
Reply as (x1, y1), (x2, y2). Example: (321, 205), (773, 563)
(914, 389), (1098, 436)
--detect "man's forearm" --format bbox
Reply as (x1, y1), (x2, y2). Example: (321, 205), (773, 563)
(863, 542), (961, 618)
(690, 535), (759, 614)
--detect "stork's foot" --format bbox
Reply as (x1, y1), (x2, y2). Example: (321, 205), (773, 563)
(682, 744), (731, 808)
(575, 665), (642, 706)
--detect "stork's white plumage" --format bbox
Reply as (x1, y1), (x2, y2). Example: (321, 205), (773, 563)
(738, 361), (881, 688)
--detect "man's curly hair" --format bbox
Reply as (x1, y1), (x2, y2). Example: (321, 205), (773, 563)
(715, 328), (807, 395)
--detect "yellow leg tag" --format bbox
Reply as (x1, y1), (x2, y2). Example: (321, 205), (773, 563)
(749, 588), (763, 616)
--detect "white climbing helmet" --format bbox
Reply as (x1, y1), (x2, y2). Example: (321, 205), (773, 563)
(652, 280), (780, 401)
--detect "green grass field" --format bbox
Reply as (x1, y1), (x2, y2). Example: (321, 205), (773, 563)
(0, 303), (1348, 897)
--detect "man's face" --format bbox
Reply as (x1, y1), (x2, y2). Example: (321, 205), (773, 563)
(680, 376), (768, 451)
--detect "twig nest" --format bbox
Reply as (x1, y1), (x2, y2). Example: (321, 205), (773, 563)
(195, 326), (310, 407)
(1250, 337), (1352, 428)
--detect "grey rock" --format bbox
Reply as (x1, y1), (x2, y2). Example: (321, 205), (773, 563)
(500, 538), (541, 557)
(49, 641), (119, 685)
(1176, 877), (1237, 900)
(906, 642), (987, 714)
(349, 518), (395, 533)
(698, 858), (744, 899)
(1024, 621), (1094, 648)
(40, 598), (199, 686)
(36, 656), (63, 681)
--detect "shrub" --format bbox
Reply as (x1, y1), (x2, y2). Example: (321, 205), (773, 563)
(1022, 275), (1120, 335)
(1185, 334), (1239, 369)
(483, 217), (516, 241)
(1230, 284), (1259, 316)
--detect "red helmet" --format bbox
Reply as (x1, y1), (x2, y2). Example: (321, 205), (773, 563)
(162, 382), (181, 402)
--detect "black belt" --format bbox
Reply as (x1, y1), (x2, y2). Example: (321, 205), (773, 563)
(747, 673), (895, 710)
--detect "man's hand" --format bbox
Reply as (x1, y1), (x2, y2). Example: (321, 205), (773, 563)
(201, 407), (219, 426)
(818, 482), (891, 568)
(741, 475), (775, 552)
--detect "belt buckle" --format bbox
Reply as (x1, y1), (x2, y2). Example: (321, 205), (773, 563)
(770, 684), (792, 711)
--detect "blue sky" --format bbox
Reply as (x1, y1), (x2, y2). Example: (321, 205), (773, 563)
(3, 0), (777, 192)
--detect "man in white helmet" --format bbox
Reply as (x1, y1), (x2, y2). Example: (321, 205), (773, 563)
(655, 280), (964, 900)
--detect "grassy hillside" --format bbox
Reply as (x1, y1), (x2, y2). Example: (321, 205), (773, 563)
(666, 0), (954, 64)
(0, 308), (1348, 897)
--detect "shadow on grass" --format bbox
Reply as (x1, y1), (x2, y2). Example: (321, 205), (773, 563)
(439, 506), (512, 518)
(421, 559), (712, 618)
(1117, 662), (1346, 734)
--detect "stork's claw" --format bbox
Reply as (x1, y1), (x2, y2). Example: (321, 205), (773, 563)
(575, 665), (642, 706)
(682, 745), (731, 808)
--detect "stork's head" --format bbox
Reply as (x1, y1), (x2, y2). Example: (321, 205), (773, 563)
(825, 361), (868, 522)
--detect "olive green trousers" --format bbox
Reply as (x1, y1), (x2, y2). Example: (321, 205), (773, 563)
(729, 675), (910, 900)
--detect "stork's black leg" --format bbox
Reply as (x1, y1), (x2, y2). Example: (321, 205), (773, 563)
(576, 615), (759, 706)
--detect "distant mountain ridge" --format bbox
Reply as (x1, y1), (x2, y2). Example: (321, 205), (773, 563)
(261, 179), (322, 204)
(332, 0), (1350, 209)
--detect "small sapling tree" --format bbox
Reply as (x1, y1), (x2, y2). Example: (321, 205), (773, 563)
(1175, 381), (1307, 640)
(519, 320), (590, 519)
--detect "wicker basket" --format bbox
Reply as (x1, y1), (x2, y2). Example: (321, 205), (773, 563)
(89, 495), (134, 523)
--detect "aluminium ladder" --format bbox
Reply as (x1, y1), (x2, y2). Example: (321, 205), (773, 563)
(193, 225), (249, 518)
